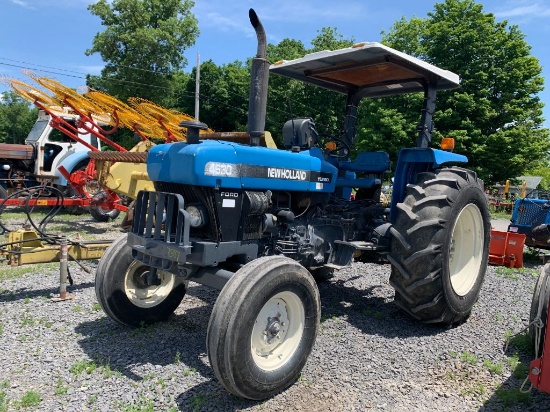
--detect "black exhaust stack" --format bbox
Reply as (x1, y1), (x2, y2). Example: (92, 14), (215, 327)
(247, 9), (269, 146)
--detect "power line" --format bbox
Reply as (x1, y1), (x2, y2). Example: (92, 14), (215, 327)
(0, 62), (86, 80)
(0, 57), (342, 133)
(0, 58), (88, 76)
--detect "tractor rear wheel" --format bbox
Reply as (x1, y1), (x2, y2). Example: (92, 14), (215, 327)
(530, 263), (550, 357)
(207, 256), (320, 400)
(388, 167), (490, 325)
(95, 234), (186, 327)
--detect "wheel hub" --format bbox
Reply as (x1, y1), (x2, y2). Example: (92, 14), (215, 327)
(124, 261), (176, 308)
(251, 292), (304, 371)
(254, 299), (290, 355)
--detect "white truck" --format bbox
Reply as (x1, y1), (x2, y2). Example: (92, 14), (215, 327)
(0, 107), (120, 221)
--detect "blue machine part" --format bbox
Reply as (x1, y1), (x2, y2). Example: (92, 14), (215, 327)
(509, 198), (550, 234)
(147, 140), (338, 192)
(390, 148), (468, 222)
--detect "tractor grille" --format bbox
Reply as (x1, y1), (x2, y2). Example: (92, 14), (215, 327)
(131, 191), (188, 246)
(515, 199), (550, 228)
(155, 182), (220, 241)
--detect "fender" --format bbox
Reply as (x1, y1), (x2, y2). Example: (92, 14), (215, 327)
(54, 151), (91, 187)
(390, 148), (468, 222)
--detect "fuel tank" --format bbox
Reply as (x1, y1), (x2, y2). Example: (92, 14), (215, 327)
(147, 140), (337, 192)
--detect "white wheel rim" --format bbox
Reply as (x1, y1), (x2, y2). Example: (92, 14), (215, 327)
(250, 291), (305, 371)
(449, 203), (484, 296)
(124, 261), (175, 308)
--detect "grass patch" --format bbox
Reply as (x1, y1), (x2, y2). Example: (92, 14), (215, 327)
(20, 391), (41, 408)
(0, 391), (8, 412)
(54, 377), (69, 396)
(70, 359), (98, 375)
(120, 396), (154, 412)
(183, 368), (197, 377)
(102, 363), (122, 378)
(483, 359), (504, 375)
(505, 354), (530, 379)
(495, 387), (531, 407)
(460, 382), (486, 397)
(489, 206), (511, 220)
(0, 262), (59, 282)
(505, 331), (532, 354)
(191, 394), (207, 412)
(21, 313), (36, 327)
(460, 351), (478, 365)
(495, 266), (538, 281)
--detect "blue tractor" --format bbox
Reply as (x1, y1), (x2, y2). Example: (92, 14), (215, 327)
(509, 197), (550, 249)
(95, 9), (491, 400)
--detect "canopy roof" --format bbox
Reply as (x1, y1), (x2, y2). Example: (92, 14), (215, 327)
(269, 42), (460, 98)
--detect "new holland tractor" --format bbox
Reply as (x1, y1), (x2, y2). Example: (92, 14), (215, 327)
(95, 9), (490, 399)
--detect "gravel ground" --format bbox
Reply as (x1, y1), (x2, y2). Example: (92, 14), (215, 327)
(0, 215), (549, 411)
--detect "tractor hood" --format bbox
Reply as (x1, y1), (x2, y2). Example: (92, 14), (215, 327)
(147, 140), (338, 192)
(269, 42), (460, 98)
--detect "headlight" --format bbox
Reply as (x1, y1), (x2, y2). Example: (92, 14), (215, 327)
(185, 204), (208, 228)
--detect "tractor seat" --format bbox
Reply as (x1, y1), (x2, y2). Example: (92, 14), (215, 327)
(338, 151), (390, 173)
(335, 151), (389, 189)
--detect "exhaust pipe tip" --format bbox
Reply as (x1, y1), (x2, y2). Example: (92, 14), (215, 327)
(247, 8), (269, 143)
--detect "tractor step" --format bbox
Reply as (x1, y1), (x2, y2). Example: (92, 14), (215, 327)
(334, 240), (387, 251)
(327, 240), (388, 269)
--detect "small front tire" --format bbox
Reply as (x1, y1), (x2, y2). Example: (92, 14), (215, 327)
(207, 256), (320, 400)
(95, 234), (186, 327)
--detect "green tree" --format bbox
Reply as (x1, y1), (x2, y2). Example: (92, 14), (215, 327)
(86, 0), (199, 105)
(170, 29), (354, 142)
(172, 60), (250, 132)
(0, 92), (38, 144)
(377, 0), (549, 184)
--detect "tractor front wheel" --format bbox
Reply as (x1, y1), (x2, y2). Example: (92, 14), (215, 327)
(207, 256), (320, 400)
(95, 234), (186, 327)
(388, 167), (490, 325)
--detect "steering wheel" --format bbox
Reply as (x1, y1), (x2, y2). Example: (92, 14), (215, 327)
(325, 139), (350, 159)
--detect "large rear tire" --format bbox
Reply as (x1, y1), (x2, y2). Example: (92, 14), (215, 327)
(207, 256), (320, 400)
(95, 234), (186, 327)
(530, 263), (550, 357)
(388, 167), (490, 325)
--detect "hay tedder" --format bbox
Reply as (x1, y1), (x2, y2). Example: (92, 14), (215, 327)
(0, 73), (209, 277)
(0, 72), (202, 222)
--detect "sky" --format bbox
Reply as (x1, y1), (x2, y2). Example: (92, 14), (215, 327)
(1, 0), (550, 126)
